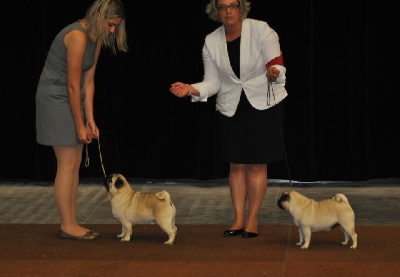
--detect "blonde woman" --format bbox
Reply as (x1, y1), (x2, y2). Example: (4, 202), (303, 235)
(36, 0), (128, 240)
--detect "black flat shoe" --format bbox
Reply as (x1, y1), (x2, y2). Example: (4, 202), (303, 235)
(223, 228), (245, 237)
(242, 231), (258, 239)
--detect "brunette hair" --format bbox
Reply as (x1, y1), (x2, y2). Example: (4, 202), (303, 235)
(205, 0), (251, 22)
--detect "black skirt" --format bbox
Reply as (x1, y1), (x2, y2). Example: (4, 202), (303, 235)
(218, 92), (286, 164)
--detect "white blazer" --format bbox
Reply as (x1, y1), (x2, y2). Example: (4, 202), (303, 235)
(191, 18), (288, 117)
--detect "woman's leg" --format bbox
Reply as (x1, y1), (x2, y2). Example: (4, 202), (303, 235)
(53, 145), (89, 236)
(70, 145), (84, 230)
(228, 163), (247, 230)
(244, 164), (268, 233)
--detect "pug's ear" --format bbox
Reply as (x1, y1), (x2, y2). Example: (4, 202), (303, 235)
(281, 193), (290, 202)
(115, 176), (124, 189)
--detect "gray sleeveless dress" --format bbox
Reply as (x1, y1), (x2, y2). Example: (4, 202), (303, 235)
(36, 21), (97, 146)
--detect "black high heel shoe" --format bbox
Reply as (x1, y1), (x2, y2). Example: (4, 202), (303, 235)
(223, 228), (245, 237)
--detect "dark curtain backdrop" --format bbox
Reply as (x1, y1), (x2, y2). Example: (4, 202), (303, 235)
(2, 0), (399, 182)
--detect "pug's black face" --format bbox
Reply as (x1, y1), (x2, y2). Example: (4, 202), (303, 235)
(277, 192), (290, 209)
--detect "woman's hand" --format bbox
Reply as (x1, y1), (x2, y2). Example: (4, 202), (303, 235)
(76, 125), (91, 144)
(266, 66), (280, 82)
(85, 121), (99, 143)
(170, 82), (191, 98)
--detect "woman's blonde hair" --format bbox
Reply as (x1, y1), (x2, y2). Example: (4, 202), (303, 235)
(205, 0), (251, 22)
(84, 0), (128, 54)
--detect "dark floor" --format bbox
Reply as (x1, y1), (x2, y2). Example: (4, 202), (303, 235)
(1, 177), (399, 226)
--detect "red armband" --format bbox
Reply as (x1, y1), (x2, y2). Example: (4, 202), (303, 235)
(266, 52), (284, 67)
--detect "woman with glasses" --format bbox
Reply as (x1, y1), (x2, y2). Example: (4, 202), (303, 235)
(36, 0), (128, 240)
(170, 0), (287, 238)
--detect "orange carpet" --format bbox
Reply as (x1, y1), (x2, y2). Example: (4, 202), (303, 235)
(1, 224), (399, 276)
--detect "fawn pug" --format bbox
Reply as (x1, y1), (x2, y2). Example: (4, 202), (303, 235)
(277, 190), (357, 249)
(104, 173), (177, 245)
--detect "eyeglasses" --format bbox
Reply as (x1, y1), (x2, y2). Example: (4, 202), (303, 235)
(217, 3), (239, 11)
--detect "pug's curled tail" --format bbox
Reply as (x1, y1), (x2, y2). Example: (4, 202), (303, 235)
(155, 190), (170, 200)
(332, 193), (349, 204)
(156, 191), (176, 209)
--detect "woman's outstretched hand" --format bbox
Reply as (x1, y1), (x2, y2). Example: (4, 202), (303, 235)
(170, 82), (191, 98)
